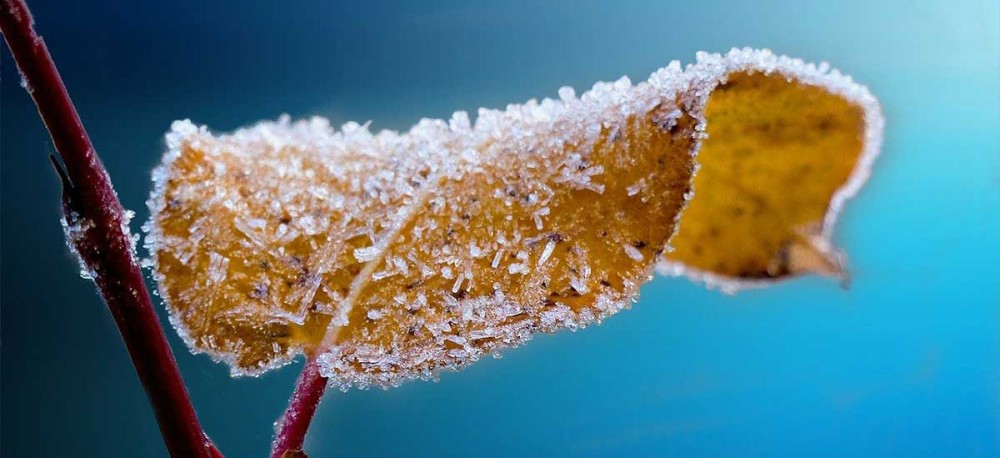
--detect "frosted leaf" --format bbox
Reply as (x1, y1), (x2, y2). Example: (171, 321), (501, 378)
(145, 48), (882, 384)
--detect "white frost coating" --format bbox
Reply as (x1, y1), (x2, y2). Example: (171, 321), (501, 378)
(121, 209), (140, 257)
(654, 48), (884, 294)
(144, 48), (881, 384)
(61, 213), (96, 280)
(63, 207), (140, 280)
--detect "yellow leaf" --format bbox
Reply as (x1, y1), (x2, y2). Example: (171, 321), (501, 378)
(145, 49), (882, 386)
(661, 51), (883, 292)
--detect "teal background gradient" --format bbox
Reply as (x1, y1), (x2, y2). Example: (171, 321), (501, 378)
(2, 1), (998, 456)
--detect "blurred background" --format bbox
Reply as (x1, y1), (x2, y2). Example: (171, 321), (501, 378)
(2, 1), (998, 456)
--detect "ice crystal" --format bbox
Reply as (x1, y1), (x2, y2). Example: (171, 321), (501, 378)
(61, 212), (96, 280)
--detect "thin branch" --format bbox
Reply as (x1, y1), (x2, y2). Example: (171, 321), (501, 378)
(0, 1), (220, 456)
(272, 358), (328, 458)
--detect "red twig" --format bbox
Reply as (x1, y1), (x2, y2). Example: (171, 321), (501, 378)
(1, 1), (220, 456)
(272, 358), (329, 458)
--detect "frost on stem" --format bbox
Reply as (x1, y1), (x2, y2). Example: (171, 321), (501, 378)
(145, 48), (882, 388)
(61, 211), (97, 280)
(53, 154), (140, 282)
(62, 207), (140, 281)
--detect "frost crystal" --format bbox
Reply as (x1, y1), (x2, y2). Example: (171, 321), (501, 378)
(623, 244), (645, 262)
(353, 246), (380, 263)
(537, 240), (556, 267)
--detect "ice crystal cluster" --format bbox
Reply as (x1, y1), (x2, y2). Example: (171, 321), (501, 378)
(145, 48), (883, 389)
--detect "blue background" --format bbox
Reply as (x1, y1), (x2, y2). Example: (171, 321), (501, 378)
(2, 1), (998, 456)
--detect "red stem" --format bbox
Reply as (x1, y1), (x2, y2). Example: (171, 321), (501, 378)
(272, 358), (329, 458)
(1, 1), (219, 456)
